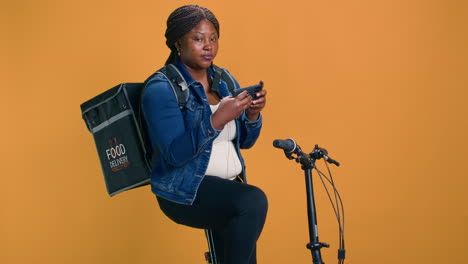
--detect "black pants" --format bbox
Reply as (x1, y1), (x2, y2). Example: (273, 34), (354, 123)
(157, 176), (268, 264)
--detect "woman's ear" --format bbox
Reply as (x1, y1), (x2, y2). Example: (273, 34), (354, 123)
(175, 40), (181, 50)
(175, 40), (181, 56)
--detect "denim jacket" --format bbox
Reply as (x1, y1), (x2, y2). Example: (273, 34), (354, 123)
(141, 61), (262, 205)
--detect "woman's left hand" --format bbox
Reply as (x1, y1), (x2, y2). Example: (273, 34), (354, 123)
(246, 81), (267, 121)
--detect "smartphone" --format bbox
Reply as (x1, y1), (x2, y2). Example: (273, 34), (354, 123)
(232, 83), (263, 100)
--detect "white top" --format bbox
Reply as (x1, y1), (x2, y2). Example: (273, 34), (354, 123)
(205, 103), (243, 180)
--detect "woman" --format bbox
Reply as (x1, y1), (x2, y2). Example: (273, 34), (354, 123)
(141, 5), (268, 264)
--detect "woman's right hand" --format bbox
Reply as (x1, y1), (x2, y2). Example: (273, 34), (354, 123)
(211, 91), (251, 130)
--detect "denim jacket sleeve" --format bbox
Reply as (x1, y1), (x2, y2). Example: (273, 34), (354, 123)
(238, 111), (262, 149)
(141, 74), (219, 168)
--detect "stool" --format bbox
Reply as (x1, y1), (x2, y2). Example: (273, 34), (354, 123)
(204, 229), (218, 264)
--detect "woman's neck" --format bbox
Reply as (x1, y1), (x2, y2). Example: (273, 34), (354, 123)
(183, 64), (207, 81)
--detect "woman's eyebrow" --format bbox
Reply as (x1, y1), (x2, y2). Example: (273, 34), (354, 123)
(195, 31), (216, 35)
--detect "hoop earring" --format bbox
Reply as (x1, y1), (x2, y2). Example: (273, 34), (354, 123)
(177, 48), (180, 57)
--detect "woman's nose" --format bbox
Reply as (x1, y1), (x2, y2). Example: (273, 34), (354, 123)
(203, 40), (212, 50)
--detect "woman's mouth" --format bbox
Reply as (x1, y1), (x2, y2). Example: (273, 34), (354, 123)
(202, 54), (213, 60)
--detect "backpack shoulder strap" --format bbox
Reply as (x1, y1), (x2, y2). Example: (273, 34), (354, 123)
(212, 65), (237, 94)
(157, 64), (190, 109)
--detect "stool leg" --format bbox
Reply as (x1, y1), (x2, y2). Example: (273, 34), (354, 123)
(204, 229), (218, 264)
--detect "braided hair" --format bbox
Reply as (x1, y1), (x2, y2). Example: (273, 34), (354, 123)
(164, 5), (220, 65)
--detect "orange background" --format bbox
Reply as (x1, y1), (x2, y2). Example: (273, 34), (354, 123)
(2, 0), (468, 263)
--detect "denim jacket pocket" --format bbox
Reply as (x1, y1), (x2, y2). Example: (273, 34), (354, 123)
(183, 97), (204, 127)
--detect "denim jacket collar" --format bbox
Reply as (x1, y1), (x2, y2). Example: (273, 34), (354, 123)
(174, 61), (229, 96)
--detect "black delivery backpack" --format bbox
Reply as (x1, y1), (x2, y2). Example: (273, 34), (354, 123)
(80, 64), (236, 197)
(81, 82), (153, 196)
